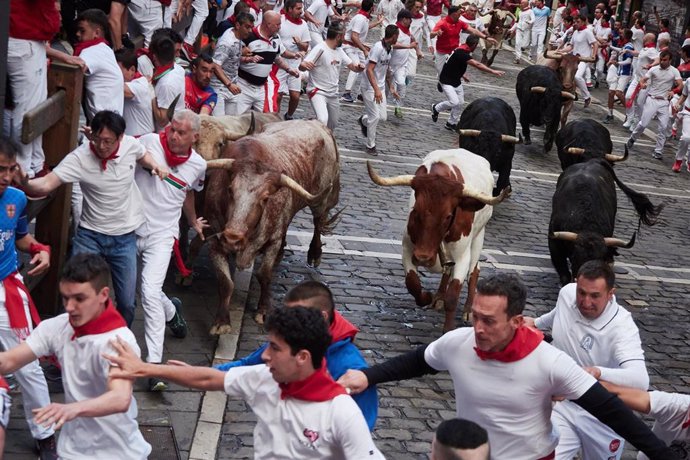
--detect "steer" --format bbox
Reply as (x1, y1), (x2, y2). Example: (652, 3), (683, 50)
(516, 65), (576, 152)
(202, 120), (341, 334)
(480, 9), (515, 67)
(548, 159), (663, 286)
(367, 149), (510, 332)
(556, 118), (628, 170)
(457, 97), (520, 196)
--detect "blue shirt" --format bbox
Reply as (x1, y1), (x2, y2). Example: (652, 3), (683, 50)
(618, 43), (634, 76)
(0, 187), (28, 281)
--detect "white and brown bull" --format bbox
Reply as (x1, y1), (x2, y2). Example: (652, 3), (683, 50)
(202, 120), (341, 335)
(480, 9), (515, 67)
(194, 111), (283, 160)
(367, 149), (510, 332)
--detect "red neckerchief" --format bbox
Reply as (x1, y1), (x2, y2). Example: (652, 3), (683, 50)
(136, 47), (151, 59)
(643, 42), (656, 48)
(396, 21), (411, 35)
(252, 26), (273, 44)
(133, 71), (143, 79)
(324, 0), (332, 6)
(357, 9), (371, 19)
(575, 24), (587, 31)
(458, 44), (471, 52)
(279, 362), (348, 401)
(227, 14), (236, 24)
(0, 375), (8, 392)
(461, 12), (476, 20)
(284, 13), (304, 25)
(152, 62), (174, 85)
(73, 37), (109, 56)
(71, 299), (127, 340)
(245, 0), (260, 13)
(474, 326), (544, 362)
(411, 11), (423, 19)
(3, 272), (41, 340)
(329, 311), (358, 343)
(601, 20), (609, 28)
(661, 27), (668, 33)
(89, 141), (121, 171)
(160, 126), (191, 167)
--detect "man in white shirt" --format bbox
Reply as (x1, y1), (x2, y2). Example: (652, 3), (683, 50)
(390, 10), (421, 118)
(377, 0), (404, 27)
(513, 0), (533, 63)
(525, 260), (648, 460)
(0, 253), (151, 459)
(304, 0), (340, 46)
(20, 111), (168, 327)
(570, 14), (598, 107)
(358, 24), (399, 156)
(406, 0), (432, 85)
(278, 0), (311, 120)
(135, 110), (207, 391)
(627, 50), (683, 159)
(529, 0), (550, 62)
(459, 3), (486, 46)
(105, 306), (385, 460)
(115, 49), (155, 137)
(623, 33), (658, 130)
(300, 23), (364, 129)
(150, 36), (186, 130)
(673, 72), (690, 172)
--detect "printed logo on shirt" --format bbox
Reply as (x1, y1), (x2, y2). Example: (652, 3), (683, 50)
(302, 428), (319, 445)
(609, 439), (621, 452)
(5, 205), (15, 219)
(0, 230), (13, 251)
(580, 334), (593, 351)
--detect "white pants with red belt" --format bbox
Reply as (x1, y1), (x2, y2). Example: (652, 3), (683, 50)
(0, 280), (53, 441)
(630, 96), (671, 155)
(137, 232), (178, 363)
(343, 46), (365, 94)
(7, 38), (48, 177)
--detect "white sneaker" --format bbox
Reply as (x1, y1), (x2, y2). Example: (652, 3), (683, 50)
(622, 119), (631, 128)
(629, 121), (637, 132)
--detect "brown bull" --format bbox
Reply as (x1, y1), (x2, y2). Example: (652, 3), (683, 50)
(480, 9), (515, 67)
(194, 111), (283, 160)
(202, 120), (341, 335)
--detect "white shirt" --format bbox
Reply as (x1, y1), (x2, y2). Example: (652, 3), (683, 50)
(571, 27), (596, 58)
(25, 314), (151, 460)
(636, 391), (690, 460)
(53, 136), (146, 235)
(645, 64), (681, 98)
(224, 365), (384, 460)
(306, 0), (335, 34)
(631, 26), (644, 51)
(531, 5), (550, 31)
(304, 42), (352, 95)
(279, 15), (311, 69)
(459, 14), (484, 45)
(636, 46), (660, 79)
(389, 27), (411, 70)
(424, 327), (596, 460)
(657, 30), (671, 45)
(155, 63), (185, 115)
(361, 41), (392, 90)
(345, 13), (370, 44)
(376, 0), (403, 26)
(211, 29), (243, 99)
(123, 76), (155, 137)
(553, 5), (566, 31)
(135, 134), (206, 238)
(516, 8), (534, 32)
(409, 14), (430, 47)
(682, 78), (690, 109)
(137, 54), (154, 79)
(80, 43), (124, 119)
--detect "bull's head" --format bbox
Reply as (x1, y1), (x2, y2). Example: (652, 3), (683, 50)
(367, 161), (509, 267)
(530, 85), (575, 151)
(195, 113), (257, 160)
(566, 144), (629, 164)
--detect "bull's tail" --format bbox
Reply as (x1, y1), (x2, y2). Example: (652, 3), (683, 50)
(605, 161), (664, 227)
(321, 206), (345, 236)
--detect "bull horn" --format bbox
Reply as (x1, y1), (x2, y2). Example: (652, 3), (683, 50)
(366, 161), (414, 186)
(550, 231), (579, 242)
(605, 144), (629, 162)
(578, 55), (596, 63)
(545, 50), (564, 61)
(166, 94), (181, 122)
(567, 147), (586, 155)
(604, 232), (636, 248)
(463, 184), (511, 205)
(280, 174), (319, 201)
(246, 111), (256, 135)
(458, 129), (482, 137)
(561, 91), (577, 101)
(530, 86), (547, 94)
(500, 134), (520, 144)
(206, 159), (236, 170)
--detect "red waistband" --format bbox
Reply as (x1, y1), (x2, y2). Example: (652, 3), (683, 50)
(537, 451), (555, 460)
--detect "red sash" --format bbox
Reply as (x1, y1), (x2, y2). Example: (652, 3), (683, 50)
(329, 311), (358, 343)
(3, 272), (41, 340)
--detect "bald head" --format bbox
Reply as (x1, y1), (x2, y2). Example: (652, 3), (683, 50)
(658, 37), (670, 49)
(261, 10), (281, 35)
(642, 33), (656, 45)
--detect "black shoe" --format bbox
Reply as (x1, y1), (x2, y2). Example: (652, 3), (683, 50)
(356, 94), (363, 102)
(437, 82), (443, 93)
(626, 138), (634, 150)
(36, 435), (58, 460)
(167, 297), (188, 339)
(149, 377), (168, 392)
(366, 146), (378, 156)
(444, 122), (457, 131)
(121, 34), (135, 50)
(603, 114), (614, 124)
(431, 104), (439, 122)
(358, 116), (368, 137)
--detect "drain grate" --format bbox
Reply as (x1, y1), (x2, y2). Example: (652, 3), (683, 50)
(140, 424), (181, 460)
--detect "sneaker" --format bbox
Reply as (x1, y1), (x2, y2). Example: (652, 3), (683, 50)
(394, 107), (403, 118)
(673, 160), (682, 172)
(366, 146), (378, 156)
(149, 377), (168, 392)
(583, 97), (591, 108)
(431, 104), (439, 122)
(444, 122), (457, 131)
(340, 92), (354, 103)
(626, 138), (635, 150)
(628, 120), (637, 132)
(167, 297), (188, 338)
(181, 42), (197, 61)
(622, 118), (632, 128)
(356, 94), (363, 102)
(284, 113), (294, 120)
(603, 114), (614, 124)
(36, 434), (58, 460)
(652, 152), (663, 160)
(586, 81), (593, 88)
(358, 116), (367, 137)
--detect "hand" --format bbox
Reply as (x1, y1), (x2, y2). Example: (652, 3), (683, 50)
(583, 366), (602, 379)
(12, 166), (29, 188)
(27, 250), (50, 276)
(390, 88), (400, 100)
(288, 68), (301, 78)
(436, 29), (444, 37)
(80, 125), (94, 142)
(33, 403), (80, 430)
(667, 91), (674, 101)
(493, 70), (505, 76)
(151, 164), (169, 180)
(65, 55), (86, 71)
(228, 83), (241, 95)
(301, 61), (316, 71)
(102, 336), (147, 379)
(551, 394), (566, 402)
(190, 216), (209, 240)
(374, 89), (383, 103)
(336, 369), (369, 395)
(246, 54), (264, 63)
(428, 46), (434, 54)
(417, 51), (424, 59)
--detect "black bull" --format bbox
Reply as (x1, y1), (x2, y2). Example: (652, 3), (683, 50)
(516, 65), (576, 152)
(457, 97), (520, 196)
(548, 159), (664, 286)
(556, 119), (628, 171)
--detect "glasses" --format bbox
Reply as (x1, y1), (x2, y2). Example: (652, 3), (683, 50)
(92, 137), (118, 147)
(0, 164), (20, 175)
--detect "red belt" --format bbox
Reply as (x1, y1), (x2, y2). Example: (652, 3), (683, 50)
(537, 451), (555, 460)
(342, 40), (356, 47)
(650, 95), (668, 100)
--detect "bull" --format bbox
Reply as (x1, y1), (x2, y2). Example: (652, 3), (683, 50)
(549, 159), (663, 286)
(480, 9), (515, 67)
(457, 97), (520, 196)
(195, 111), (283, 160)
(367, 149), (510, 332)
(202, 120), (341, 334)
(555, 119), (628, 170)
(516, 65), (576, 152)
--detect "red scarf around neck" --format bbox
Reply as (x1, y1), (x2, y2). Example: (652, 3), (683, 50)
(4, 272), (41, 340)
(73, 37), (109, 56)
(284, 14), (304, 25)
(575, 24), (587, 31)
(411, 11), (423, 19)
(396, 21), (411, 35)
(643, 42), (656, 48)
(152, 62), (174, 85)
(160, 127), (191, 167)
(245, 0), (260, 13)
(329, 311), (358, 343)
(71, 299), (127, 340)
(474, 326), (543, 363)
(279, 363), (347, 401)
(89, 141), (121, 171)
(458, 43), (472, 52)
(0, 376), (8, 392)
(357, 9), (371, 19)
(136, 47), (151, 59)
(461, 12), (476, 21)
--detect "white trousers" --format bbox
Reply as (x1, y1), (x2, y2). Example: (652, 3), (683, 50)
(165, 0), (209, 44)
(631, 97), (671, 155)
(675, 110), (690, 161)
(7, 38), (48, 176)
(213, 92), (239, 116)
(343, 47), (365, 93)
(426, 15), (441, 49)
(530, 27), (546, 59)
(390, 66), (407, 108)
(574, 61), (591, 100)
(553, 401), (624, 460)
(128, 0), (163, 47)
(514, 29), (530, 60)
(309, 91), (339, 130)
(137, 233), (178, 363)
(0, 282), (53, 440)
(361, 88), (387, 149)
(235, 78), (266, 114)
(625, 77), (647, 121)
(435, 83), (465, 125)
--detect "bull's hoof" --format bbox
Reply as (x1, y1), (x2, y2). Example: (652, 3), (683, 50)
(524, 137), (531, 145)
(416, 291), (433, 307)
(430, 294), (445, 311)
(480, 57), (488, 65)
(254, 312), (266, 325)
(307, 255), (322, 267)
(209, 323), (233, 335)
